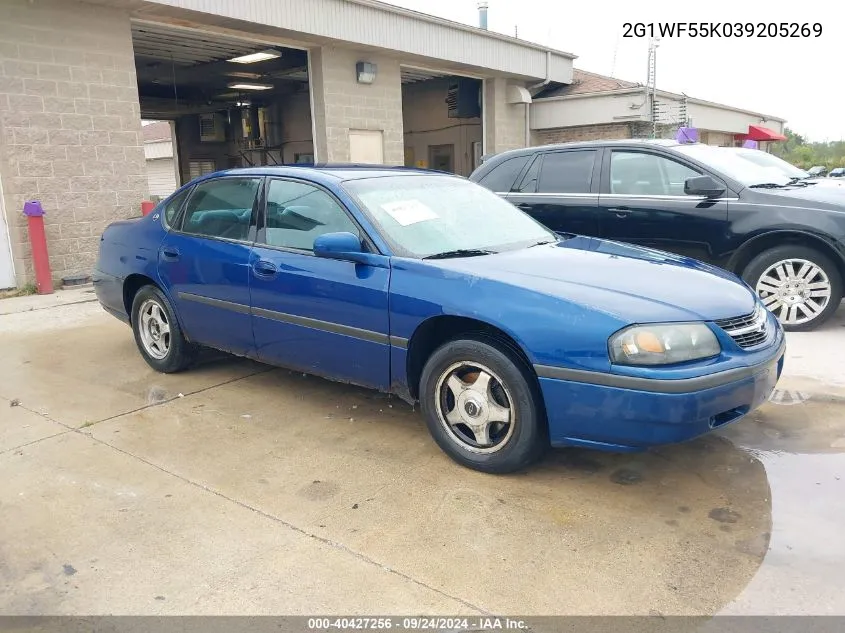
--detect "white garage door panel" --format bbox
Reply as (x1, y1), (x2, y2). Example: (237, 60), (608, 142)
(349, 130), (384, 164)
(0, 175), (16, 289)
(146, 158), (178, 198)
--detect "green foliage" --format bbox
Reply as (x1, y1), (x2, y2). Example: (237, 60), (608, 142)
(771, 128), (845, 170)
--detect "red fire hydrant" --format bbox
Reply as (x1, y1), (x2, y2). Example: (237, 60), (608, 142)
(141, 200), (155, 216)
(22, 200), (53, 295)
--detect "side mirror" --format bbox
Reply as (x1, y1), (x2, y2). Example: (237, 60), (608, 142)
(312, 232), (387, 267)
(684, 175), (726, 198)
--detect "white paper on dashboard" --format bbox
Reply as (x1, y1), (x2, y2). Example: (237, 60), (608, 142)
(380, 200), (439, 226)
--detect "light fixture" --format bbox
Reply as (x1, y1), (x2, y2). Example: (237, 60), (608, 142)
(228, 82), (273, 91)
(227, 49), (282, 64)
(356, 61), (377, 84)
(226, 71), (263, 79)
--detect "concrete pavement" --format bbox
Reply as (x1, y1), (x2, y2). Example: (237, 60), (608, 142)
(1, 292), (843, 615)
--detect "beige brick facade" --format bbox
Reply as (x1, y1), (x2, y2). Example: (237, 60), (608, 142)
(309, 46), (404, 165)
(532, 123), (632, 145)
(0, 0), (147, 287)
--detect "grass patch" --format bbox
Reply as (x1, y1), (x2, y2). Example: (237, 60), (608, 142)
(0, 283), (37, 299)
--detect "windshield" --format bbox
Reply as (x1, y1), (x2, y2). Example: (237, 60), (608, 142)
(342, 175), (555, 258)
(675, 144), (791, 187)
(730, 148), (810, 179)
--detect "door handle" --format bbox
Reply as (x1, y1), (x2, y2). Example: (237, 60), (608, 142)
(160, 247), (180, 262)
(607, 207), (631, 218)
(516, 203), (532, 211)
(252, 260), (278, 279)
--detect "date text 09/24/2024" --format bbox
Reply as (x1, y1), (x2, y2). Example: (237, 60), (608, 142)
(623, 22), (822, 38)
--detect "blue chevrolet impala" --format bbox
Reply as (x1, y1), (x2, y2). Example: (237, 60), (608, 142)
(94, 166), (785, 473)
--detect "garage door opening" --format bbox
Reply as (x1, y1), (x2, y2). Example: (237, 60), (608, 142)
(401, 69), (483, 176)
(133, 22), (314, 189)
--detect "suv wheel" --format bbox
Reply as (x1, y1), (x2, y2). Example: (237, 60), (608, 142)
(742, 245), (843, 331)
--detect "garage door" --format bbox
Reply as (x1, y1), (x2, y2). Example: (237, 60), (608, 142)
(0, 178), (16, 289)
(146, 158), (178, 198)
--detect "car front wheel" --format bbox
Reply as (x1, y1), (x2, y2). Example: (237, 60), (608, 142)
(419, 337), (546, 473)
(742, 245), (843, 331)
(131, 285), (197, 372)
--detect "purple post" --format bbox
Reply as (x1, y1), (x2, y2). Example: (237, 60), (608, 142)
(23, 200), (45, 217)
(675, 127), (698, 144)
(742, 140), (759, 149)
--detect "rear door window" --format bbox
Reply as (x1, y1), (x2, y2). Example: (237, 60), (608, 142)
(179, 178), (262, 241)
(162, 187), (191, 229)
(537, 150), (597, 194)
(476, 155), (530, 192)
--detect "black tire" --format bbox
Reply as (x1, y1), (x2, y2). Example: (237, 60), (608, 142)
(741, 245), (843, 332)
(131, 285), (197, 373)
(419, 337), (547, 473)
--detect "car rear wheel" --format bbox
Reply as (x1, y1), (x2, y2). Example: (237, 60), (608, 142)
(419, 337), (546, 473)
(131, 285), (197, 373)
(742, 245), (843, 332)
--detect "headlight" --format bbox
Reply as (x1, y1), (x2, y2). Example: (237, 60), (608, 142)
(609, 323), (721, 366)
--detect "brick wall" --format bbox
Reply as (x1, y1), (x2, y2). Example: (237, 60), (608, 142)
(532, 123), (631, 145)
(310, 46), (404, 165)
(0, 0), (147, 287)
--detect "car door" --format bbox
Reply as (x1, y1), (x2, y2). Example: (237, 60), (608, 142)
(157, 176), (262, 356)
(249, 177), (391, 390)
(598, 149), (729, 262)
(505, 149), (601, 236)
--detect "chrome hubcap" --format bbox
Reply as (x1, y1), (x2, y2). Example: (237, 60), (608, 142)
(756, 258), (831, 326)
(138, 299), (171, 360)
(435, 362), (514, 454)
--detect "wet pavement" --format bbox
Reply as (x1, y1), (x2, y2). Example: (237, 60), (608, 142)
(0, 290), (843, 615)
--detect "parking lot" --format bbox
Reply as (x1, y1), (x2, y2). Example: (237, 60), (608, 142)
(1, 289), (843, 616)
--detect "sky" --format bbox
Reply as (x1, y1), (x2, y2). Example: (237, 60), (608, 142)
(382, 0), (841, 142)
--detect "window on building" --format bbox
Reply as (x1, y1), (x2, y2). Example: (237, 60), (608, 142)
(610, 151), (701, 196)
(188, 160), (217, 181)
(262, 179), (360, 251)
(477, 155), (530, 192)
(537, 150), (597, 194)
(180, 178), (261, 241)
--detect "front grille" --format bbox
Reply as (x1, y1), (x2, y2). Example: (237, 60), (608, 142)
(714, 306), (769, 349)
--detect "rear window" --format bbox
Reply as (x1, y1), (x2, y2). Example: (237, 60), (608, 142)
(476, 155), (530, 192)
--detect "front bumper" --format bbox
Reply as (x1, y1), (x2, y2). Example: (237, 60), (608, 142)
(537, 339), (785, 451)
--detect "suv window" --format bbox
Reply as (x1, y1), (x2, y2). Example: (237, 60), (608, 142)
(262, 179), (359, 251)
(477, 155), (530, 192)
(610, 151), (701, 196)
(162, 187), (191, 228)
(537, 150), (597, 193)
(180, 178), (261, 241)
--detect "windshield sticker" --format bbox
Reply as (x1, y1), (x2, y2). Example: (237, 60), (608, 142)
(380, 200), (439, 226)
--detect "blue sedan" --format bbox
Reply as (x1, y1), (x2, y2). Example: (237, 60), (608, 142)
(94, 166), (785, 473)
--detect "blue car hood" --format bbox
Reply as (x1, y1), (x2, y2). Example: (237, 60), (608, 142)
(432, 236), (757, 323)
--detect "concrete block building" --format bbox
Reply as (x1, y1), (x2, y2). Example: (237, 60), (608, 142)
(0, 0), (788, 291)
(0, 0), (574, 289)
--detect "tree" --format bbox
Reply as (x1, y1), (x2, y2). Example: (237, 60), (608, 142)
(771, 127), (845, 169)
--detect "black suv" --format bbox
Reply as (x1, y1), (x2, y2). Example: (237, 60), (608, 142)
(469, 139), (845, 331)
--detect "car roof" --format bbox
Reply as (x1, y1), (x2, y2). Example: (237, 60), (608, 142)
(482, 138), (683, 162)
(191, 164), (452, 184)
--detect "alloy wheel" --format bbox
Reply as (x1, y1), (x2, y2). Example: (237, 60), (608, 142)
(756, 258), (832, 326)
(434, 361), (515, 454)
(138, 298), (171, 360)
